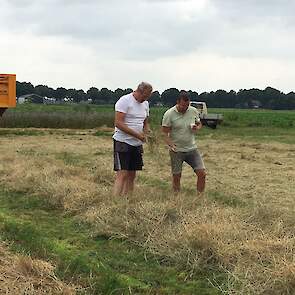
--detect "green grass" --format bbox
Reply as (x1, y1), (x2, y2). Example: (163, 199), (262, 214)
(196, 126), (295, 144)
(0, 111), (114, 129)
(93, 130), (113, 137)
(55, 151), (87, 166)
(0, 129), (45, 136)
(206, 191), (247, 208)
(138, 175), (170, 190)
(2, 104), (295, 144)
(9, 103), (113, 113)
(0, 189), (223, 294)
(220, 109), (295, 128)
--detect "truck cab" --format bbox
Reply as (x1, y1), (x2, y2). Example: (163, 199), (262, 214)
(190, 101), (223, 129)
(190, 101), (208, 115)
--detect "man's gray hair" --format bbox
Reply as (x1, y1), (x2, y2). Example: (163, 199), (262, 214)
(137, 82), (153, 93)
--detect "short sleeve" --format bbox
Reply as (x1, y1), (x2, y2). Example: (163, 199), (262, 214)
(146, 102), (150, 117)
(189, 106), (199, 118)
(115, 96), (129, 113)
(162, 110), (171, 127)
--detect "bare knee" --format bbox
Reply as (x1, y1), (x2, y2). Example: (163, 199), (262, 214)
(195, 169), (206, 179)
(172, 174), (181, 182)
(116, 170), (129, 181)
(127, 171), (136, 181)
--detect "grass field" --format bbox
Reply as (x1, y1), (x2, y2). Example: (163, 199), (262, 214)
(0, 106), (295, 294)
(1, 103), (295, 131)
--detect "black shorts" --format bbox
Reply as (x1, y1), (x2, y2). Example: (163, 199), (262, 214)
(113, 140), (143, 171)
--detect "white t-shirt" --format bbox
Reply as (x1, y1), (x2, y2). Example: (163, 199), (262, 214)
(113, 93), (149, 146)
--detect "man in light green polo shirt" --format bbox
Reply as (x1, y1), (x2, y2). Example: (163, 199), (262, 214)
(162, 91), (206, 194)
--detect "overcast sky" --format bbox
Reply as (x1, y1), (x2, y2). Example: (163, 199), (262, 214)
(1, 0), (295, 93)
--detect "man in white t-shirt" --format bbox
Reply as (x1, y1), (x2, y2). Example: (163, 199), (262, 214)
(113, 82), (153, 196)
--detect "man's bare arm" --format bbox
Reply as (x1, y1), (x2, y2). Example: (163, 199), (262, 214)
(115, 111), (145, 142)
(143, 117), (151, 134)
(162, 126), (176, 151)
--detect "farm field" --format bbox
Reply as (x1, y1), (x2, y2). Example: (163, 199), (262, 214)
(1, 104), (295, 132)
(0, 106), (295, 294)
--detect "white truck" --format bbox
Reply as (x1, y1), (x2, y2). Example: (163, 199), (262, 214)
(190, 101), (223, 129)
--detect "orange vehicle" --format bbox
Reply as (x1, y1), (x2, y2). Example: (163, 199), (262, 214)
(0, 74), (16, 117)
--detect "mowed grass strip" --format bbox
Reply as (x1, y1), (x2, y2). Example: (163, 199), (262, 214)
(0, 128), (294, 294)
(0, 189), (222, 295)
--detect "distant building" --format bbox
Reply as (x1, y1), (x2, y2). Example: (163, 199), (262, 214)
(249, 100), (262, 109)
(43, 97), (56, 104)
(17, 93), (44, 104)
(80, 99), (92, 104)
(63, 97), (74, 103)
(17, 96), (26, 104)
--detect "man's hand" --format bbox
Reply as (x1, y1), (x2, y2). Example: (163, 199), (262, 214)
(115, 111), (148, 142)
(138, 132), (146, 142)
(168, 143), (177, 152)
(162, 126), (176, 151)
(191, 122), (202, 133)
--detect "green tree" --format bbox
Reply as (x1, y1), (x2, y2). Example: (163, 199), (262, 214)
(188, 90), (199, 101)
(114, 88), (125, 102)
(123, 88), (133, 95)
(161, 88), (179, 106)
(94, 88), (114, 104)
(263, 87), (283, 108)
(73, 89), (87, 103)
(35, 84), (55, 98)
(87, 87), (100, 102)
(55, 87), (68, 100)
(149, 91), (161, 106)
(16, 81), (34, 96)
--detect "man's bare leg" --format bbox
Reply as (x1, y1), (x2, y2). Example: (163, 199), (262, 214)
(195, 169), (206, 193)
(172, 174), (181, 193)
(122, 171), (136, 195)
(114, 170), (129, 196)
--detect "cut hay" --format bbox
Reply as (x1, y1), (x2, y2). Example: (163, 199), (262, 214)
(0, 130), (295, 294)
(0, 242), (79, 295)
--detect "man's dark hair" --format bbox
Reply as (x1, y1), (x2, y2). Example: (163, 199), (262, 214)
(177, 90), (190, 102)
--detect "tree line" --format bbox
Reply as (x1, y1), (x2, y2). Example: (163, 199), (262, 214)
(16, 81), (295, 109)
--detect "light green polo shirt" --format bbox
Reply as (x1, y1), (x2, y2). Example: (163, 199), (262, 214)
(162, 106), (199, 152)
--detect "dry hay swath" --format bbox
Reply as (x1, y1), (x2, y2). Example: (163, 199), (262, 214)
(0, 130), (295, 294)
(0, 242), (79, 295)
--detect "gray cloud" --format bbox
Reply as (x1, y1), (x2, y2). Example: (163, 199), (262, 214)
(211, 0), (295, 25)
(1, 0), (210, 59)
(1, 0), (294, 61)
(205, 0), (295, 59)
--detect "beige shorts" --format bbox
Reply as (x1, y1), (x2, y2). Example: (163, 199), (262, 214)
(169, 149), (205, 175)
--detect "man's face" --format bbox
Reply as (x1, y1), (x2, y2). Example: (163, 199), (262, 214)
(137, 89), (152, 103)
(177, 99), (190, 113)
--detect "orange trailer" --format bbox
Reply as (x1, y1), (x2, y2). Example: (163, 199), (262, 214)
(0, 74), (16, 116)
